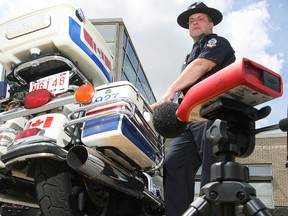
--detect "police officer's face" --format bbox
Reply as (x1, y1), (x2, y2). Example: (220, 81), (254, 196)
(188, 13), (214, 41)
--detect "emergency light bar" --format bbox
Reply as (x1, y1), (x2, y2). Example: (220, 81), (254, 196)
(177, 57), (283, 122)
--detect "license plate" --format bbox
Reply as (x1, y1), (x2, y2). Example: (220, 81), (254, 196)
(29, 71), (69, 94)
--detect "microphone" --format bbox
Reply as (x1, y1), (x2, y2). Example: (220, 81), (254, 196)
(152, 102), (187, 138)
(279, 118), (288, 132)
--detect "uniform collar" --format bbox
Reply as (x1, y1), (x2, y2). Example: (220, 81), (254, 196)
(195, 33), (217, 45)
(194, 33), (206, 44)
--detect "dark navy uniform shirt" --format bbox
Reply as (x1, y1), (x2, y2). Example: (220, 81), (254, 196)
(181, 33), (236, 95)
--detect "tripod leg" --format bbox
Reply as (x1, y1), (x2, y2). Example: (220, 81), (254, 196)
(242, 196), (272, 216)
(182, 196), (213, 216)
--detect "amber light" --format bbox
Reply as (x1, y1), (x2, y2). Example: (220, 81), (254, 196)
(75, 84), (95, 104)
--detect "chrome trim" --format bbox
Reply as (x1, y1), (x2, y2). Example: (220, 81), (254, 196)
(143, 188), (164, 207)
(7, 135), (56, 151)
(13, 55), (90, 85)
(67, 145), (105, 177)
(0, 128), (18, 147)
(2, 142), (68, 166)
(0, 196), (39, 208)
(146, 155), (165, 173)
(5, 152), (66, 167)
(0, 128), (18, 134)
(0, 141), (10, 146)
(67, 145), (145, 197)
(65, 97), (135, 124)
(0, 92), (77, 122)
(142, 172), (161, 198)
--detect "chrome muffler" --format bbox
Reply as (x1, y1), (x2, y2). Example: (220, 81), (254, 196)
(66, 145), (145, 197)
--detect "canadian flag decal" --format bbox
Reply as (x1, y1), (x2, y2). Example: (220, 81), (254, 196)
(25, 117), (54, 129)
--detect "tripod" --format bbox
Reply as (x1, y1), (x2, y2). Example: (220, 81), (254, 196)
(183, 98), (272, 216)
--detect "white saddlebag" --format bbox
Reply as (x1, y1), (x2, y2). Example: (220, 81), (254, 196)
(81, 81), (162, 169)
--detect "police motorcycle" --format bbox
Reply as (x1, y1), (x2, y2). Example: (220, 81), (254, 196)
(0, 4), (164, 216)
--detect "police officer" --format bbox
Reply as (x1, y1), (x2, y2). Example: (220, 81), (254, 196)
(150, 2), (236, 216)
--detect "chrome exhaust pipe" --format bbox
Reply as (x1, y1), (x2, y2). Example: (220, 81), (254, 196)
(66, 145), (144, 197)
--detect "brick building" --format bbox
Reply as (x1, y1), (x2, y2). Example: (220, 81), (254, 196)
(237, 133), (288, 215)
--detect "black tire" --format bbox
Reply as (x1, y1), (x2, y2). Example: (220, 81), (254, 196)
(33, 159), (85, 216)
(33, 159), (162, 216)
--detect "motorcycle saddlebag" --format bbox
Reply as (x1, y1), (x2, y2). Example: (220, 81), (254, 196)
(81, 81), (162, 169)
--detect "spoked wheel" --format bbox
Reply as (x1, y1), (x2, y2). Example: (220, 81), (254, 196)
(33, 159), (106, 216)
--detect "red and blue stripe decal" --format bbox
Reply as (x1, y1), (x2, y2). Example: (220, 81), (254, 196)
(68, 17), (112, 82)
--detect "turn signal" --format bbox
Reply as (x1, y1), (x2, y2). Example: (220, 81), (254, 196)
(75, 84), (95, 104)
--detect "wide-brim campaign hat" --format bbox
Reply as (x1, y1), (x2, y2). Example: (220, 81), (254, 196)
(177, 1), (223, 29)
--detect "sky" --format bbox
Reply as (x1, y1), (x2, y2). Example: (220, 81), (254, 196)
(0, 0), (286, 133)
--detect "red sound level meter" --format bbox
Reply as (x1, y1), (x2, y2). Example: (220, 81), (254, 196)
(177, 58), (283, 122)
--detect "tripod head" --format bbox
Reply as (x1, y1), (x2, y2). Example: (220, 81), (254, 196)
(202, 97), (271, 159)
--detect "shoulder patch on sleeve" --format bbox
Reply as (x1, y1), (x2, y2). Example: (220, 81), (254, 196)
(207, 38), (217, 48)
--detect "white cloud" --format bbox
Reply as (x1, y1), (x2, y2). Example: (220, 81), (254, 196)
(219, 1), (284, 74)
(0, 0), (68, 20)
(206, 0), (234, 13)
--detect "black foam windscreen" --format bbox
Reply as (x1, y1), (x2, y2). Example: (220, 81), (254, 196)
(152, 102), (187, 138)
(279, 118), (288, 132)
